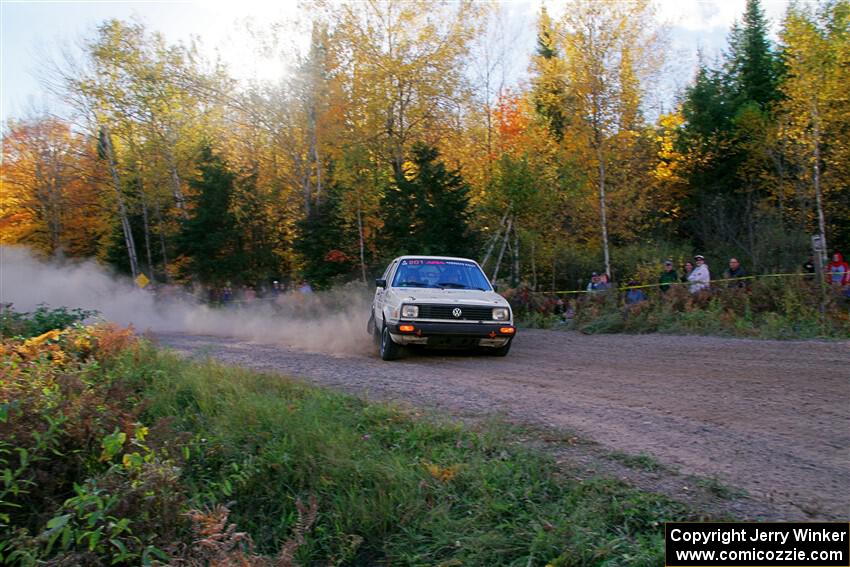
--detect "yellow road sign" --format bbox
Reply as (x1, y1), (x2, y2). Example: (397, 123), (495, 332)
(135, 273), (150, 288)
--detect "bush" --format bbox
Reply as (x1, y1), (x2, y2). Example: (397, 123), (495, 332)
(1, 306), (695, 565)
(506, 276), (850, 340)
(0, 304), (97, 340)
(0, 322), (185, 565)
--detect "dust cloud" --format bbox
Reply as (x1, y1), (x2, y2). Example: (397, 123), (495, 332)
(0, 246), (374, 355)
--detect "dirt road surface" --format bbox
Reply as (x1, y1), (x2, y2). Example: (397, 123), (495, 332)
(157, 330), (850, 521)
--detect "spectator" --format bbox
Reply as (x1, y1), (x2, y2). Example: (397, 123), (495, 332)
(659, 259), (678, 292)
(554, 297), (565, 315)
(803, 256), (816, 275)
(826, 252), (850, 286)
(586, 272), (602, 293)
(271, 280), (282, 297)
(298, 280), (314, 294)
(687, 254), (711, 293)
(625, 281), (647, 304)
(723, 257), (747, 288)
(681, 261), (694, 284)
(243, 285), (257, 303)
(598, 273), (612, 290)
(222, 285), (233, 304)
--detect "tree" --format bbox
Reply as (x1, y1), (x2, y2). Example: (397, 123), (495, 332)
(776, 0), (850, 257)
(294, 182), (354, 288)
(557, 0), (664, 277)
(175, 147), (242, 285)
(333, 0), (483, 178)
(380, 143), (476, 259)
(530, 7), (569, 142)
(728, 0), (780, 109)
(677, 0), (783, 266)
(1, 117), (105, 257)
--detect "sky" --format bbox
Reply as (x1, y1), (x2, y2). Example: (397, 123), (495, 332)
(0, 0), (801, 126)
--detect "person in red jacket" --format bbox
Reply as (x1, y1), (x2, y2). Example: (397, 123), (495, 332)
(826, 252), (850, 286)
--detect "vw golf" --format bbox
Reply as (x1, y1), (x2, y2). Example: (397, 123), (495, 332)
(367, 256), (516, 360)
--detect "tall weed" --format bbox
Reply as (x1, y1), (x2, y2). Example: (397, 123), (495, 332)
(508, 277), (849, 339)
(2, 307), (696, 565)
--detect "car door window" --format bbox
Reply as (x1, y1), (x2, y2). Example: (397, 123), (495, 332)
(383, 261), (397, 285)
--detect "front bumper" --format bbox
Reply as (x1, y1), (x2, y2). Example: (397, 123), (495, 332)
(390, 321), (515, 347)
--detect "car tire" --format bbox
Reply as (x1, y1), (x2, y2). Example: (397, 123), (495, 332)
(490, 339), (512, 357)
(379, 324), (402, 361)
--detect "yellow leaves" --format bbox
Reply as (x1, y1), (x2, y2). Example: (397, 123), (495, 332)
(15, 330), (65, 367)
(651, 111), (686, 187)
(101, 424), (150, 469)
(3, 324), (131, 372)
(72, 336), (93, 356)
(401, 160), (418, 181)
(423, 461), (461, 482)
(100, 429), (127, 461)
(24, 329), (62, 348)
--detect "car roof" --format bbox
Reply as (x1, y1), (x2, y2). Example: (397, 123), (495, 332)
(394, 255), (479, 263)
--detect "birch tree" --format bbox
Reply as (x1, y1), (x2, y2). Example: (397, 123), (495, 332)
(558, 0), (663, 277)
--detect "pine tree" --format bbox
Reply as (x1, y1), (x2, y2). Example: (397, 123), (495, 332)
(678, 0), (781, 260)
(530, 7), (568, 141)
(681, 62), (733, 142)
(729, 0), (779, 108)
(232, 173), (284, 286)
(175, 146), (243, 285)
(294, 183), (353, 289)
(380, 143), (476, 259)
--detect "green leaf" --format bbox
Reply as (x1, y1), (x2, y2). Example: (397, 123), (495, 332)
(100, 429), (127, 461)
(142, 545), (170, 565)
(110, 538), (133, 563)
(88, 530), (101, 551)
(46, 513), (71, 530)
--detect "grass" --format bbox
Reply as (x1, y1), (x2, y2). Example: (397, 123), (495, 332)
(2, 311), (701, 565)
(695, 477), (749, 500)
(135, 345), (695, 565)
(608, 452), (664, 473)
(511, 279), (850, 340)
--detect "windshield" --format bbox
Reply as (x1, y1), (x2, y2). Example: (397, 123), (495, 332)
(391, 259), (492, 291)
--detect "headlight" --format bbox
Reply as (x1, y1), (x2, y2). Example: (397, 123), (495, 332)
(401, 305), (419, 318)
(492, 307), (509, 321)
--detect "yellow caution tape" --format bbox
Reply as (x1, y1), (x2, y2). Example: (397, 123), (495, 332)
(532, 271), (842, 295)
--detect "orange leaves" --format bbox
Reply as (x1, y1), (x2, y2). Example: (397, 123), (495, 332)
(0, 117), (106, 256)
(87, 323), (138, 362)
(324, 249), (350, 263)
(493, 92), (530, 156)
(2, 325), (132, 372)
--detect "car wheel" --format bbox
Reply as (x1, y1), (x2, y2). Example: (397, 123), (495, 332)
(379, 324), (402, 361)
(490, 339), (512, 357)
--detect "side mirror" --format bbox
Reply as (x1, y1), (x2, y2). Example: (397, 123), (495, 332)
(492, 283), (498, 292)
(375, 278), (387, 288)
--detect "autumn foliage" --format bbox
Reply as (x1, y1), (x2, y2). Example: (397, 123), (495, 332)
(0, 0), (847, 290)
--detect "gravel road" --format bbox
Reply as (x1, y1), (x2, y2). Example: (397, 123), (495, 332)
(156, 329), (850, 521)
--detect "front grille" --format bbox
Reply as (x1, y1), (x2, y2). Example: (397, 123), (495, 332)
(416, 304), (493, 321)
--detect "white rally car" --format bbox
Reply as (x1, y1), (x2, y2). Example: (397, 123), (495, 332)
(366, 255), (516, 360)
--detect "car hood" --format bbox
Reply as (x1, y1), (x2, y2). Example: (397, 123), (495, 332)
(391, 288), (509, 307)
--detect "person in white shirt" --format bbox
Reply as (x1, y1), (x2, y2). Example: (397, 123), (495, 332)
(687, 254), (711, 293)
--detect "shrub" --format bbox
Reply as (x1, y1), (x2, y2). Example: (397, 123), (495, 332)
(0, 305), (97, 340)
(1, 305), (697, 565)
(506, 276), (850, 340)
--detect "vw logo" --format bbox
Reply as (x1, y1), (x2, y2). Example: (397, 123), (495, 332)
(452, 308), (462, 318)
